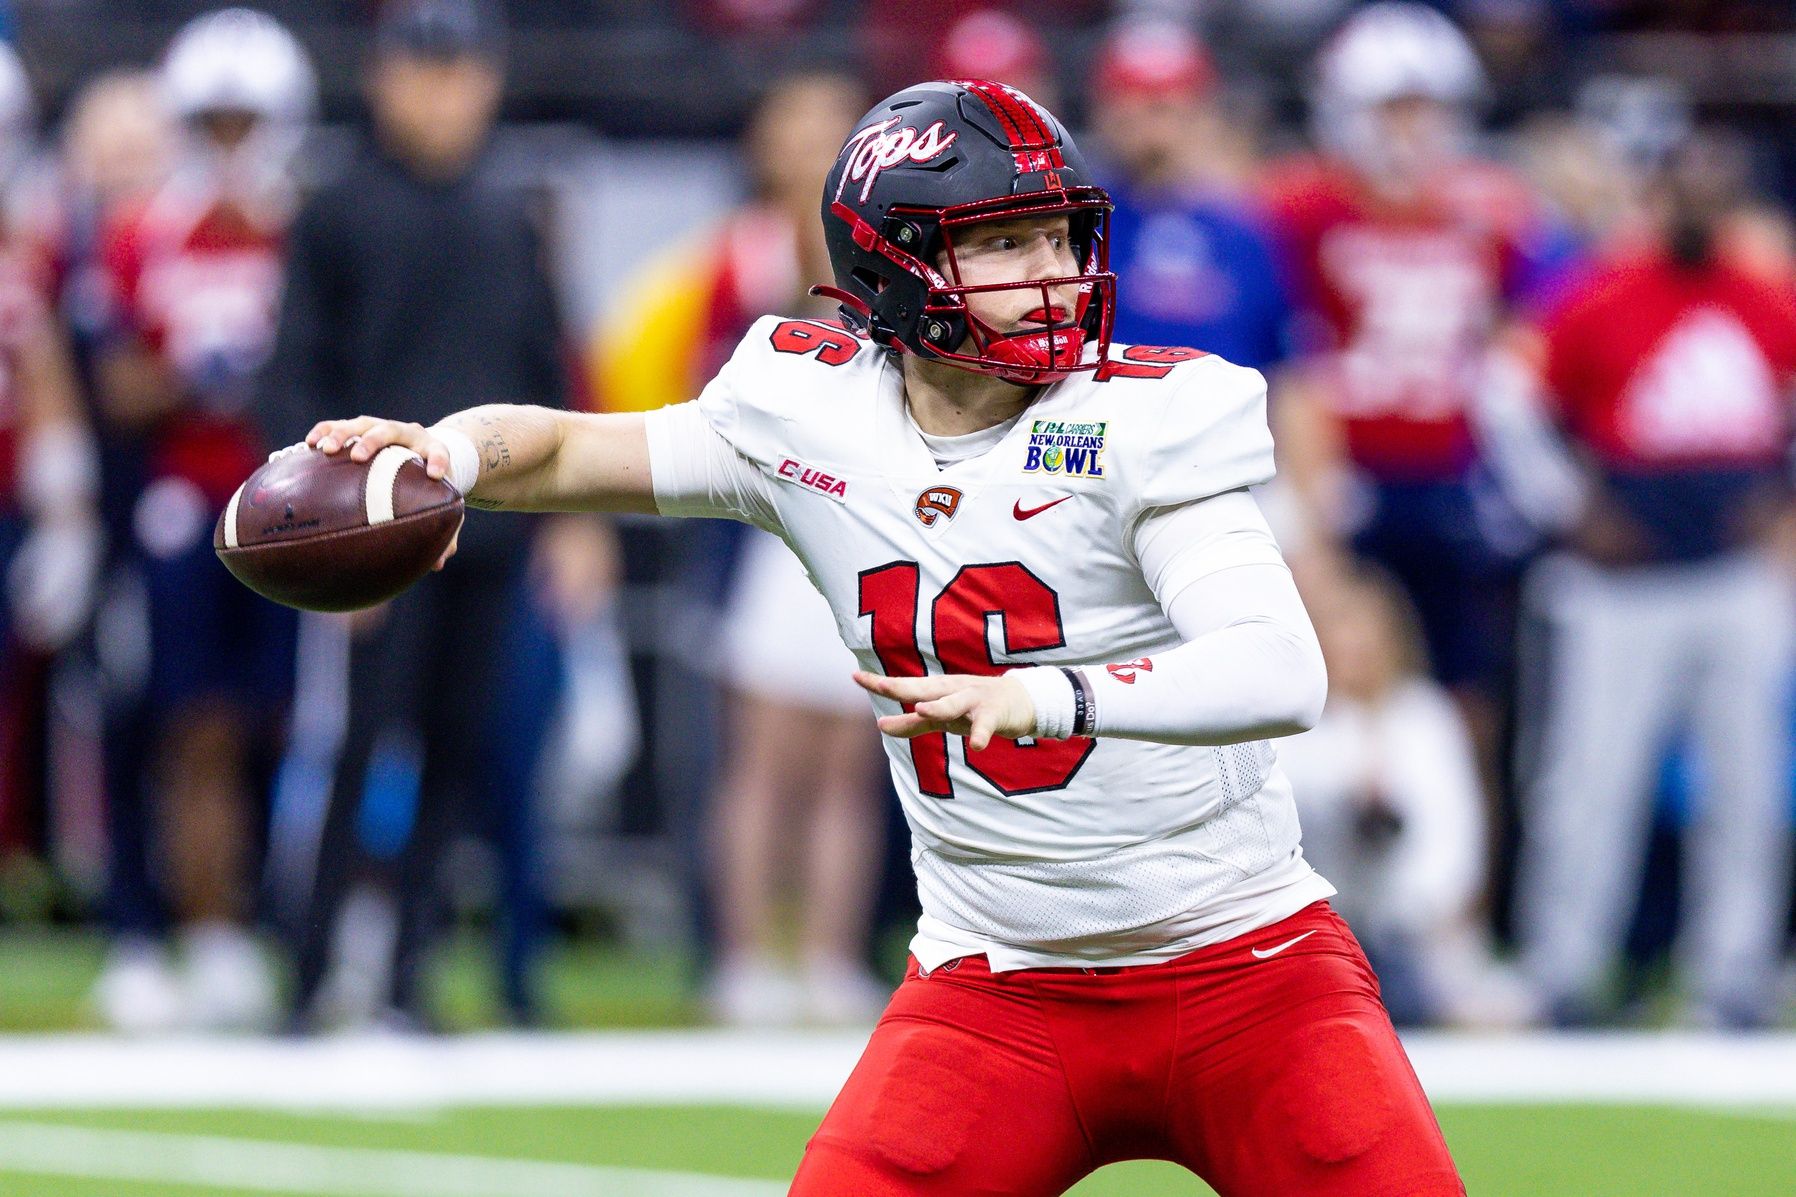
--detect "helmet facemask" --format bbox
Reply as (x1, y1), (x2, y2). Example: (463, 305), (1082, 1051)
(926, 193), (1115, 385)
(822, 189), (1115, 386)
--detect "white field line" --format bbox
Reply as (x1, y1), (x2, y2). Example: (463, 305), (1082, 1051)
(0, 1119), (786, 1197)
(1402, 1032), (1796, 1107)
(0, 1030), (1793, 1110)
(0, 1030), (866, 1111)
(1700, 1105), (1796, 1122)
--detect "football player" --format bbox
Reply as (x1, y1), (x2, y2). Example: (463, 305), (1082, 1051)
(309, 80), (1462, 1194)
(94, 7), (315, 1031)
(1263, 3), (1568, 722)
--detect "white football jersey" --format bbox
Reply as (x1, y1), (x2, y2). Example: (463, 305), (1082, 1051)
(646, 315), (1332, 970)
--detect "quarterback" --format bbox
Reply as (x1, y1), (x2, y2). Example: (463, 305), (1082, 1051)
(309, 81), (1462, 1195)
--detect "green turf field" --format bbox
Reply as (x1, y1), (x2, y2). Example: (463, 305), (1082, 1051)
(0, 1103), (1789, 1195)
(3, 931), (1793, 1193)
(0, 928), (708, 1032)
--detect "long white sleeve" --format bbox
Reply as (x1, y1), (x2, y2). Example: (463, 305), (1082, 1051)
(1010, 490), (1327, 746)
(642, 400), (781, 532)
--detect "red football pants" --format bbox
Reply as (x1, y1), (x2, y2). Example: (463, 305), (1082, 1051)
(790, 902), (1463, 1196)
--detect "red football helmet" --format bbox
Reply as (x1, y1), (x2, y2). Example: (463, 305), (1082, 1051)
(816, 79), (1115, 386)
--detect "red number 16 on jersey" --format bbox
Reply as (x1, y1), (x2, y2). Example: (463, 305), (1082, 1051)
(859, 560), (1093, 798)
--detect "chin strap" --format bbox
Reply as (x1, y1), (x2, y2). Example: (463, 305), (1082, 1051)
(808, 283), (874, 322)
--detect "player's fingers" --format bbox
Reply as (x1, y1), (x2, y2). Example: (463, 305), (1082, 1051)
(876, 712), (935, 738)
(855, 669), (931, 700)
(329, 416), (385, 449)
(854, 670), (960, 703)
(308, 416), (379, 453)
(914, 691), (978, 723)
(349, 419), (416, 461)
(432, 518), (463, 571)
(883, 715), (975, 739)
(424, 439), (452, 482)
(967, 706), (999, 752)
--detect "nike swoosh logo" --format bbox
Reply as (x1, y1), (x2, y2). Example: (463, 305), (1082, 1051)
(1013, 496), (1071, 521)
(1251, 930), (1317, 960)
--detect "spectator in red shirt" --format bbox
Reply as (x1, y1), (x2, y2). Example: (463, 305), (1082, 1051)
(1485, 130), (1796, 1028)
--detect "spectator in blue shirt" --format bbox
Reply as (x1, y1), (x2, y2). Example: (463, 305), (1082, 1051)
(1088, 19), (1293, 372)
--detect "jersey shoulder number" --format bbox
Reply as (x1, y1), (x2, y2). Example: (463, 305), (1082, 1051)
(1096, 343), (1209, 381)
(767, 317), (861, 366)
(694, 314), (879, 471)
(1085, 346), (1276, 509)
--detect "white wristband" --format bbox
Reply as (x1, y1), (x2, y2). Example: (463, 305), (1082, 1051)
(434, 426), (481, 496)
(1005, 666), (1078, 740)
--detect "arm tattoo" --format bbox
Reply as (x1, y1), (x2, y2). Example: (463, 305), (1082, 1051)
(478, 421), (512, 472)
(441, 407), (550, 512)
(475, 421), (509, 505)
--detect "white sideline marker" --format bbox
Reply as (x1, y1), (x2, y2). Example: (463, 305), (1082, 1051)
(0, 1120), (786, 1197)
(0, 1030), (1794, 1109)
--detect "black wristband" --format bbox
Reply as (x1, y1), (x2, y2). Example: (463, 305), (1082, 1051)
(1060, 667), (1095, 737)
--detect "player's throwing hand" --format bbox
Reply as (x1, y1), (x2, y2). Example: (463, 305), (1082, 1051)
(307, 416), (455, 482)
(307, 417), (462, 569)
(853, 671), (1037, 751)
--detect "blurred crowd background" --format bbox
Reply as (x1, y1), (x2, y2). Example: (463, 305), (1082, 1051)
(1, 0), (1796, 1038)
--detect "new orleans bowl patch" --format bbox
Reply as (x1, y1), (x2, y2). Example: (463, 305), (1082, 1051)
(1023, 420), (1106, 478)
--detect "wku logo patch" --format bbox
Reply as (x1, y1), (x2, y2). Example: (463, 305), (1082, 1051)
(777, 458), (847, 502)
(837, 116), (959, 205)
(914, 485), (963, 528)
(1106, 657), (1153, 684)
(1023, 420), (1106, 478)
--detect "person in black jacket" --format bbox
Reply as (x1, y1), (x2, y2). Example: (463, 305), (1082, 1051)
(260, 0), (607, 1029)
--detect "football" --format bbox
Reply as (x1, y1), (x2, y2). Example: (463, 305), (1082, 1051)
(214, 442), (464, 612)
